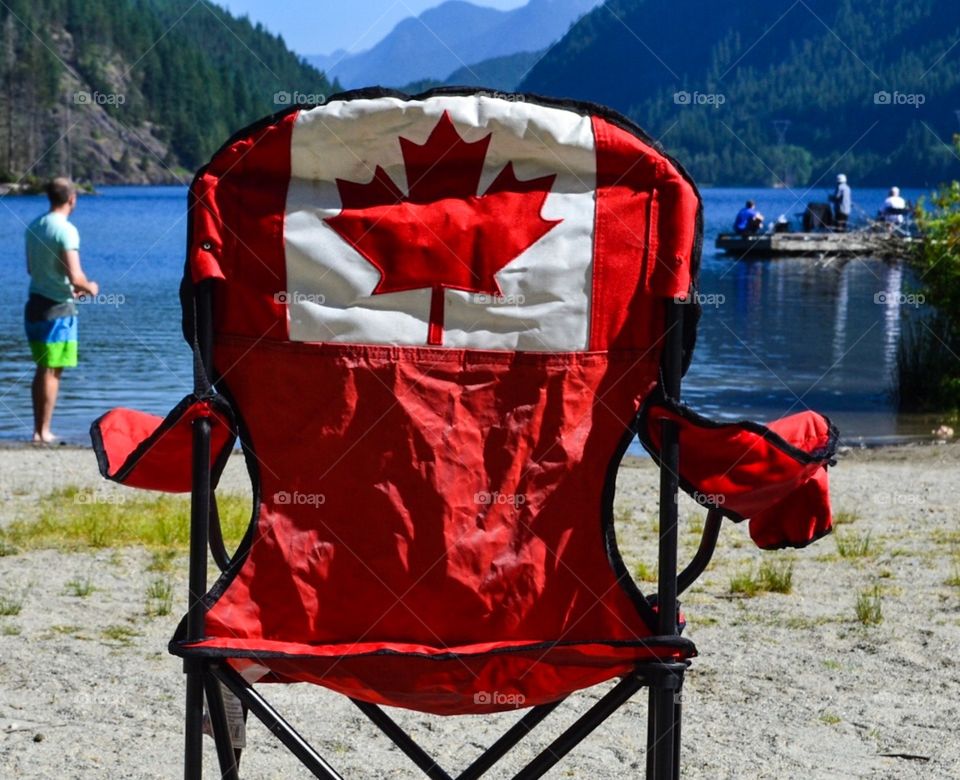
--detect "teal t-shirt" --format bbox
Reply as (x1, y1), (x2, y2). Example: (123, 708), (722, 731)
(26, 211), (80, 303)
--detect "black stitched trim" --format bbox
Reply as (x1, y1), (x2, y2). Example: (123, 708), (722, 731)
(636, 391), (840, 524)
(602, 418), (660, 631)
(168, 635), (698, 662)
(754, 524), (834, 551)
(89, 394), (237, 488)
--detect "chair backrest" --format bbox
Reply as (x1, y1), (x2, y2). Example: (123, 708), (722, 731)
(182, 90), (701, 712)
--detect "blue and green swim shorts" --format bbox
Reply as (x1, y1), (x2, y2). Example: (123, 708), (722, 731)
(24, 294), (78, 368)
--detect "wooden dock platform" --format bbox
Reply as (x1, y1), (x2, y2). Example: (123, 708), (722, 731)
(716, 231), (920, 258)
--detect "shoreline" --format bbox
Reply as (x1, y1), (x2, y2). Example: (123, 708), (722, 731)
(0, 432), (950, 452)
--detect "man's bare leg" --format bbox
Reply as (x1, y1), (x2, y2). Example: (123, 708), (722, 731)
(31, 366), (62, 443)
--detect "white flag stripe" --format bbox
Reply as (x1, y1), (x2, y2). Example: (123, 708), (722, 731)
(285, 95), (596, 350)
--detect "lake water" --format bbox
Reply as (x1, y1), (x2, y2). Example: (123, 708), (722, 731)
(0, 185), (936, 446)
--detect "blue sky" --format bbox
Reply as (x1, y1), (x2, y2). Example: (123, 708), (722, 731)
(219, 0), (528, 56)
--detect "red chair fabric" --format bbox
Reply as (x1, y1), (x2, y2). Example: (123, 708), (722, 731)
(91, 395), (235, 493)
(92, 91), (835, 717)
(639, 398), (837, 549)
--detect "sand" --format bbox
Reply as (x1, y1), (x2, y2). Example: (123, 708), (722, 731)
(1, 443), (958, 778)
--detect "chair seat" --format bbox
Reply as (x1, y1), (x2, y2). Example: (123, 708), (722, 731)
(172, 635), (696, 715)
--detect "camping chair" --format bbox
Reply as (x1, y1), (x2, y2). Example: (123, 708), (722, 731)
(91, 89), (838, 779)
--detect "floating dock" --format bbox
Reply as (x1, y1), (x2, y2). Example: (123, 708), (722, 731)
(716, 231), (921, 258)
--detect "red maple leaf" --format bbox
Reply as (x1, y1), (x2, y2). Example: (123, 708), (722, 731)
(325, 111), (561, 345)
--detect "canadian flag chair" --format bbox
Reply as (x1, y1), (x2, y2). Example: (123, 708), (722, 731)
(91, 89), (838, 780)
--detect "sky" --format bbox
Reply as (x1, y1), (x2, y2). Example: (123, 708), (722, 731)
(218, 0), (528, 56)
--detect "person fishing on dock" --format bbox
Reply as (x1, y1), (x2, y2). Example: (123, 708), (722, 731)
(24, 177), (99, 444)
(829, 174), (852, 231)
(733, 200), (765, 235)
(880, 186), (907, 227)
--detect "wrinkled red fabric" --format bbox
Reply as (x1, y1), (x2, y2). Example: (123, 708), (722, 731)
(91, 398), (235, 493)
(220, 643), (684, 714)
(173, 339), (692, 714)
(641, 402), (837, 548)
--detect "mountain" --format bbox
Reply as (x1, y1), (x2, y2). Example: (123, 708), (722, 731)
(402, 49), (547, 94)
(520, 0), (960, 187)
(305, 50), (349, 75)
(0, 0), (332, 185)
(317, 0), (601, 89)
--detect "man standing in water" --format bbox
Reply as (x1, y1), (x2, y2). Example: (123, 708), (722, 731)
(24, 178), (98, 443)
(830, 173), (852, 231)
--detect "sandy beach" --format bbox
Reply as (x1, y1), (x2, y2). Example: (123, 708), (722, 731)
(1, 443), (958, 779)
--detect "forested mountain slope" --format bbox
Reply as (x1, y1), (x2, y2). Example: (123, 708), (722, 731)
(521, 0), (960, 185)
(0, 0), (332, 183)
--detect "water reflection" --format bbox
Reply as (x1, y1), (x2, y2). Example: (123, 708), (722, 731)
(832, 263), (848, 366)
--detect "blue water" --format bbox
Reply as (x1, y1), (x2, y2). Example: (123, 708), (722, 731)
(0, 187), (191, 442)
(0, 185), (933, 445)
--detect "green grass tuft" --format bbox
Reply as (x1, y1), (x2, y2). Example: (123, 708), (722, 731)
(833, 511), (859, 526)
(855, 586), (884, 626)
(820, 711), (842, 725)
(0, 488), (249, 552)
(0, 589), (25, 616)
(836, 531), (876, 559)
(729, 568), (762, 597)
(64, 577), (95, 598)
(729, 558), (795, 597)
(758, 559), (794, 593)
(145, 578), (174, 617)
(101, 624), (140, 645)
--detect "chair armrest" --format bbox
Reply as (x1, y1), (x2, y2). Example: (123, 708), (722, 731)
(639, 397), (838, 549)
(90, 394), (236, 493)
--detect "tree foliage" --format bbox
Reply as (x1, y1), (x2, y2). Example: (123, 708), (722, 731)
(901, 146), (960, 410)
(0, 0), (332, 179)
(521, 0), (960, 187)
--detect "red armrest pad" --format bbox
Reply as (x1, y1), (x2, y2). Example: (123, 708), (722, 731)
(90, 395), (236, 493)
(640, 398), (838, 549)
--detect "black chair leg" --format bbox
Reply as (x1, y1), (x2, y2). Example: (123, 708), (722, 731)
(205, 674), (240, 780)
(646, 664), (685, 780)
(672, 684), (682, 780)
(646, 686), (656, 778)
(184, 661), (205, 780)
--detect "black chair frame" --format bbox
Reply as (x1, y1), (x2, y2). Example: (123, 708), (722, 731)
(182, 286), (722, 780)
